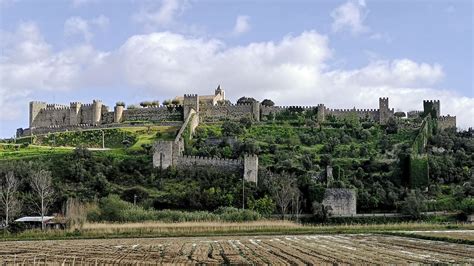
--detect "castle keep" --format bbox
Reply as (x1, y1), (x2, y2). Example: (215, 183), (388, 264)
(19, 86), (456, 137)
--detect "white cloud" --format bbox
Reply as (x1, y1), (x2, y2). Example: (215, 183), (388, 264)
(64, 15), (109, 42)
(232, 15), (251, 35)
(331, 0), (369, 35)
(132, 0), (189, 30)
(1, 25), (473, 135)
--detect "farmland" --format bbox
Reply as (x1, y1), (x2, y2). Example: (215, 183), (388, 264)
(1, 234), (473, 264)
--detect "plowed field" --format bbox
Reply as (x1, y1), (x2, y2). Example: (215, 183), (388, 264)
(1, 234), (472, 264)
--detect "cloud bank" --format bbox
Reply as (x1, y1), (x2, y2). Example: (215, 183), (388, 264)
(1, 22), (473, 137)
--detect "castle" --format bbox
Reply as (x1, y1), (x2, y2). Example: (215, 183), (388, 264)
(16, 86), (457, 185)
(19, 86), (456, 137)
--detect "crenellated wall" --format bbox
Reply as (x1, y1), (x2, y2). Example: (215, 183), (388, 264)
(122, 106), (182, 122)
(176, 155), (242, 170)
(200, 103), (261, 122)
(24, 92), (453, 138)
(437, 115), (456, 130)
(327, 108), (380, 121)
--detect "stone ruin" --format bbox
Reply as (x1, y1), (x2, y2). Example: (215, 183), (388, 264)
(322, 188), (357, 216)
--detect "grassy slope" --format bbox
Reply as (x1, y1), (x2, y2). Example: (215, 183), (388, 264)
(0, 125), (178, 159)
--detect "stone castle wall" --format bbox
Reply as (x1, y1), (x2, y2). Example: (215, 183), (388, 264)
(176, 155), (242, 170)
(22, 91), (454, 138)
(32, 106), (71, 128)
(200, 104), (256, 122)
(438, 115), (456, 131)
(122, 106), (183, 122)
(322, 188), (357, 216)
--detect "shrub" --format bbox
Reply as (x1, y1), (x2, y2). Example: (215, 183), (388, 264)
(399, 190), (426, 219)
(248, 195), (275, 217)
(116, 101), (125, 107)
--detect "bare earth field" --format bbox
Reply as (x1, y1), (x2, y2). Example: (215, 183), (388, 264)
(399, 230), (474, 241)
(0, 234), (473, 265)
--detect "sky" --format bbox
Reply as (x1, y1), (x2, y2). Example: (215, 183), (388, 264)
(0, 0), (473, 138)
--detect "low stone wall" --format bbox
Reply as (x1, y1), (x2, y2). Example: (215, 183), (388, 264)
(322, 188), (357, 216)
(176, 155), (242, 170)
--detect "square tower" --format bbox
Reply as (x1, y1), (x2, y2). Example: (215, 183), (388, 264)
(423, 100), (440, 118)
(29, 101), (47, 128)
(378, 97), (391, 125)
(243, 154), (258, 183)
(183, 94), (199, 120)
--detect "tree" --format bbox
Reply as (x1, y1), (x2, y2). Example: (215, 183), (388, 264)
(264, 172), (298, 219)
(261, 99), (275, 107)
(312, 201), (330, 222)
(248, 195), (275, 217)
(0, 172), (21, 226)
(30, 169), (55, 230)
(171, 99), (180, 105)
(221, 121), (245, 137)
(237, 97), (257, 105)
(399, 190), (425, 219)
(394, 111), (406, 118)
(239, 116), (253, 128)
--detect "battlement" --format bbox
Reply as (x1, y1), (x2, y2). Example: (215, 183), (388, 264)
(438, 114), (456, 120)
(329, 108), (378, 112)
(184, 94), (198, 97)
(423, 100), (440, 104)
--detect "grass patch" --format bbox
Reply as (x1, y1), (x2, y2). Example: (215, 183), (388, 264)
(3, 221), (473, 241)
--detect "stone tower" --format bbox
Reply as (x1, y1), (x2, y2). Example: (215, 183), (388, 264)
(114, 104), (124, 123)
(423, 100), (440, 117)
(251, 101), (261, 121)
(215, 85), (225, 99)
(92, 100), (103, 125)
(243, 154), (258, 183)
(69, 102), (82, 125)
(29, 101), (47, 128)
(152, 140), (183, 169)
(378, 97), (390, 125)
(153, 141), (174, 169)
(317, 104), (326, 122)
(183, 94), (199, 120)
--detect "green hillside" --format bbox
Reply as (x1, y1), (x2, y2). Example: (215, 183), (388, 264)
(0, 115), (473, 223)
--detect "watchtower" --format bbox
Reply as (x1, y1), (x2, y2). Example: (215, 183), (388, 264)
(423, 100), (440, 117)
(69, 102), (82, 125)
(378, 97), (390, 124)
(183, 94), (199, 120)
(243, 154), (258, 183)
(92, 100), (103, 125)
(29, 101), (47, 128)
(317, 104), (326, 122)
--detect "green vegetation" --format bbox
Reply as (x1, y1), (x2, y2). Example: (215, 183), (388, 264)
(0, 108), (472, 228)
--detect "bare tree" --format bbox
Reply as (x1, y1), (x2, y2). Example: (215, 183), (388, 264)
(292, 189), (304, 222)
(30, 169), (54, 230)
(0, 172), (21, 226)
(265, 172), (298, 219)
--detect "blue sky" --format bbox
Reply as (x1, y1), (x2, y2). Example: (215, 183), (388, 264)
(0, 0), (472, 137)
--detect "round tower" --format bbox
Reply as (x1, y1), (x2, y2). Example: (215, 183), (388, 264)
(92, 100), (103, 125)
(114, 104), (124, 123)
